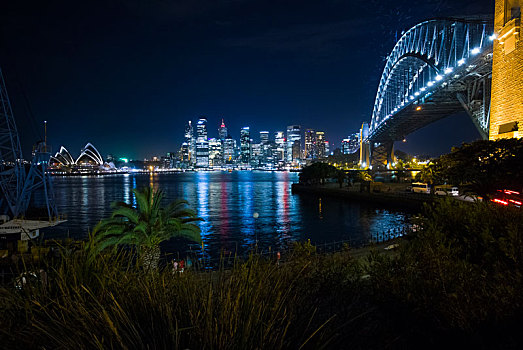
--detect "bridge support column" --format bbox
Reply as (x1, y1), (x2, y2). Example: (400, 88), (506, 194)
(370, 142), (395, 170)
(359, 141), (370, 168)
(358, 122), (370, 168)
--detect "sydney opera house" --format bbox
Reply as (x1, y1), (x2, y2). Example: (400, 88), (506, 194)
(49, 143), (115, 174)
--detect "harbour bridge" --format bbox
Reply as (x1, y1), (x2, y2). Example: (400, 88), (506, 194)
(352, 17), (495, 168)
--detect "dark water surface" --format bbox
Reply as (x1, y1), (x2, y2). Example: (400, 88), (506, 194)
(44, 172), (410, 258)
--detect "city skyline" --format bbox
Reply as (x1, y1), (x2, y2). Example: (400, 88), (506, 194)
(1, 0), (492, 159)
(177, 117), (330, 169)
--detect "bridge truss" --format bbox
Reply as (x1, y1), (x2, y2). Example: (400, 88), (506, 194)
(356, 18), (495, 168)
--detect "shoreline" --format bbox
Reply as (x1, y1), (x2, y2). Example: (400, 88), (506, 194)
(291, 183), (434, 211)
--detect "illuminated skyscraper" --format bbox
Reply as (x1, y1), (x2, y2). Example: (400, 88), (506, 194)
(315, 131), (326, 158)
(286, 125), (301, 162)
(208, 138), (222, 167)
(259, 131), (270, 167)
(251, 142), (261, 168)
(304, 129), (316, 159)
(223, 135), (236, 164)
(342, 133), (360, 154)
(184, 121), (195, 164)
(259, 131), (269, 145)
(180, 142), (190, 163)
(240, 127), (251, 166)
(218, 119), (228, 142)
(274, 131), (285, 165)
(196, 118), (209, 168)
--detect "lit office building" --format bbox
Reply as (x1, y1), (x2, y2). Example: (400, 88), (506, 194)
(184, 121), (195, 164)
(218, 119), (228, 141)
(292, 140), (301, 162)
(259, 131), (270, 167)
(274, 131), (285, 164)
(315, 131), (326, 158)
(304, 129), (316, 159)
(208, 138), (222, 167)
(260, 131), (269, 145)
(180, 142), (190, 163)
(342, 133), (359, 154)
(240, 127), (251, 166)
(196, 118), (209, 168)
(286, 125), (301, 162)
(223, 136), (236, 164)
(251, 143), (261, 168)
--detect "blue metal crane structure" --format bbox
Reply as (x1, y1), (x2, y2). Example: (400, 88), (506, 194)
(353, 18), (494, 168)
(0, 67), (57, 222)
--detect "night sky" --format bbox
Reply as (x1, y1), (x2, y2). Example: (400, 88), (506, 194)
(1, 0), (493, 160)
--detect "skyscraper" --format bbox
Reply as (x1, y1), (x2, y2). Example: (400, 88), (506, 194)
(259, 131), (269, 145)
(223, 135), (236, 165)
(259, 131), (270, 167)
(208, 138), (222, 167)
(342, 133), (360, 154)
(304, 129), (316, 159)
(184, 121), (195, 164)
(286, 125), (301, 162)
(274, 131), (285, 165)
(315, 131), (326, 158)
(240, 127), (251, 166)
(251, 142), (261, 168)
(196, 118), (209, 168)
(218, 119), (228, 142)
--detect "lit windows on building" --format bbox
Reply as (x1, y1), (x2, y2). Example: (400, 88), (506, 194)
(208, 138), (222, 167)
(240, 127), (251, 165)
(304, 129), (316, 159)
(286, 125), (301, 162)
(196, 118), (209, 168)
(315, 131), (326, 158)
(274, 131), (285, 164)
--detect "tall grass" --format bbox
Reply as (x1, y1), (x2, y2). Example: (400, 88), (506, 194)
(0, 239), (363, 349)
(2, 199), (523, 348)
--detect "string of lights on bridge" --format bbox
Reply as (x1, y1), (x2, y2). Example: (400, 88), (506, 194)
(379, 32), (497, 126)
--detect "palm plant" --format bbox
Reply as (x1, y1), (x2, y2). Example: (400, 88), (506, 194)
(90, 186), (202, 270)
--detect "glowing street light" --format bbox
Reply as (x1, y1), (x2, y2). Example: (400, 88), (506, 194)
(471, 47), (481, 55)
(435, 74), (443, 81)
(458, 58), (466, 66)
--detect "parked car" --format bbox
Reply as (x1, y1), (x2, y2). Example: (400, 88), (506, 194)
(434, 185), (459, 196)
(411, 182), (430, 194)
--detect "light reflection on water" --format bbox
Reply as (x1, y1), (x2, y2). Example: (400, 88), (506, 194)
(42, 171), (410, 257)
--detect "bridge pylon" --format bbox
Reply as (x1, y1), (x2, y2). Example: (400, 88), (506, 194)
(489, 0), (523, 140)
(359, 123), (370, 168)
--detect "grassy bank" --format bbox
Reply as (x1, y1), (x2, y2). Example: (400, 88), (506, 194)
(1, 199), (523, 349)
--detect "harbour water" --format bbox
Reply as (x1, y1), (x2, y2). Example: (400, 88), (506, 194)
(43, 171), (411, 258)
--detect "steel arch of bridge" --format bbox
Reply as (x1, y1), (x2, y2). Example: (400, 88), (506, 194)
(369, 18), (493, 140)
